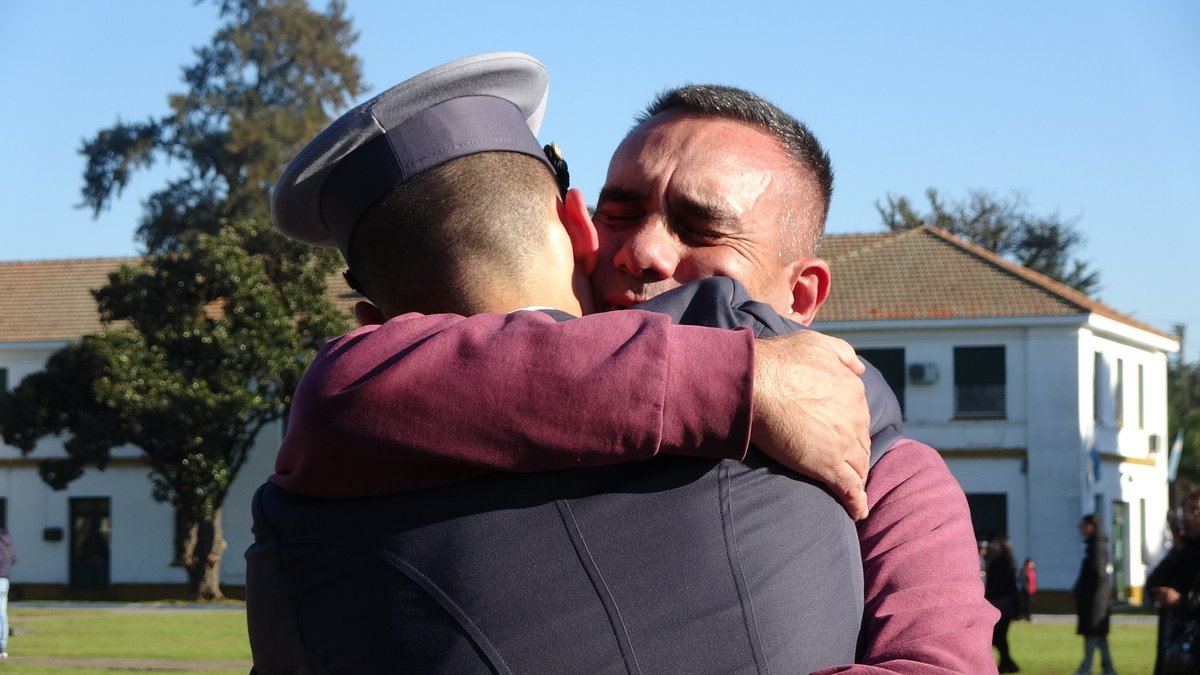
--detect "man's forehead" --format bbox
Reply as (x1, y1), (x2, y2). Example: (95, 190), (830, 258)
(606, 113), (787, 214)
(631, 112), (781, 156)
(617, 114), (791, 181)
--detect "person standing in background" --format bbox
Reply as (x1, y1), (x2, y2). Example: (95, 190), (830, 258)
(1073, 514), (1116, 675)
(1017, 557), (1037, 620)
(985, 535), (1020, 673)
(1147, 489), (1200, 674)
(0, 527), (15, 659)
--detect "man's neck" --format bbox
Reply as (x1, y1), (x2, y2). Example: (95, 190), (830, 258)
(446, 282), (583, 317)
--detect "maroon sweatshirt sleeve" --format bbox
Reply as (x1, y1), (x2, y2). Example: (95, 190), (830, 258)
(813, 440), (1000, 675)
(269, 309), (754, 498)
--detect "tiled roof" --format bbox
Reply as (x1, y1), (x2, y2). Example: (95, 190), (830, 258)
(0, 227), (1172, 342)
(817, 226), (1173, 339)
(0, 257), (140, 343)
(0, 257), (360, 343)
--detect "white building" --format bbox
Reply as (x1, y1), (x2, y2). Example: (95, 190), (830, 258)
(0, 227), (1181, 602)
(0, 258), (287, 599)
(815, 226), (1180, 604)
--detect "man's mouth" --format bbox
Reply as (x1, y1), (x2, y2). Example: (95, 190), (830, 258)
(602, 291), (647, 311)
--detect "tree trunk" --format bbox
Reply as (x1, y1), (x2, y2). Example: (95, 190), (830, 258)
(180, 506), (228, 601)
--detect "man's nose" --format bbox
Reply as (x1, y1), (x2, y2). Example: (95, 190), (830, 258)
(613, 223), (679, 282)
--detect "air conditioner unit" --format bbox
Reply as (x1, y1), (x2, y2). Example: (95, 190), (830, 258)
(908, 362), (939, 385)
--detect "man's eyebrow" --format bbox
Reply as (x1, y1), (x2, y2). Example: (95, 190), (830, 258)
(596, 185), (644, 204)
(669, 192), (738, 229)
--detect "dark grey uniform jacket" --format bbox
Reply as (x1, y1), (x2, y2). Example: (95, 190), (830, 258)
(246, 277), (902, 674)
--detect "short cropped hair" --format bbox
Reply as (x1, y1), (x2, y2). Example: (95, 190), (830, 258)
(347, 152), (560, 316)
(637, 84), (834, 255)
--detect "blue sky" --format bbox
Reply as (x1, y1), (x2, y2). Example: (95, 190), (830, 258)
(2, 1), (1198, 356)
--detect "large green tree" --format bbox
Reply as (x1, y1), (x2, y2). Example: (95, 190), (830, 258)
(0, 0), (362, 599)
(877, 188), (1100, 295)
(1168, 326), (1200, 488)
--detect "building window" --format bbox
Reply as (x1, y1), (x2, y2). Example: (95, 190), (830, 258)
(1140, 498), (1148, 563)
(858, 348), (906, 417)
(954, 346), (1006, 417)
(0, 367), (7, 392)
(1094, 352), (1105, 423)
(1115, 358), (1124, 428)
(1112, 500), (1130, 601)
(1137, 364), (1145, 430)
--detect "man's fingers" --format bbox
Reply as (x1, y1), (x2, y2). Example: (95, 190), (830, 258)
(824, 336), (865, 375)
(827, 335), (866, 376)
(829, 464), (869, 521)
(850, 438), (870, 480)
(847, 492), (869, 521)
(859, 429), (872, 477)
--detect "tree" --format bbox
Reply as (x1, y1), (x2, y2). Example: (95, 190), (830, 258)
(0, 0), (362, 600)
(877, 188), (1100, 295)
(1168, 325), (1200, 487)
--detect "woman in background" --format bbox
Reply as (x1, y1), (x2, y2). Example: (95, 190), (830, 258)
(1017, 557), (1036, 620)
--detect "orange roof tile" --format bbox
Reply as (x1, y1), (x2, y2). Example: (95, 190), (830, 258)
(816, 226), (1173, 340)
(0, 257), (139, 342)
(0, 257), (359, 343)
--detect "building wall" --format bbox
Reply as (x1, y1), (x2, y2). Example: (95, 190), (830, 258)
(1079, 324), (1172, 600)
(1024, 326), (1089, 593)
(1, 343), (66, 386)
(0, 342), (282, 596)
(823, 317), (1172, 598)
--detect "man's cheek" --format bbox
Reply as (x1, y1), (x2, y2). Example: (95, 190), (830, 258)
(591, 237), (623, 277)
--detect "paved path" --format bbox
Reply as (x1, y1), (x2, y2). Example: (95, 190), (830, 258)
(1024, 612), (1158, 624)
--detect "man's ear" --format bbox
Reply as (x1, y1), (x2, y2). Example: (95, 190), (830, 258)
(787, 257), (831, 326)
(353, 300), (386, 327)
(557, 187), (599, 275)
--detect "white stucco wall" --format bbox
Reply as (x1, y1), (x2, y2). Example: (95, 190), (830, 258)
(0, 342), (286, 590)
(822, 315), (1173, 595)
(221, 421), (282, 585)
(1023, 325), (1090, 591)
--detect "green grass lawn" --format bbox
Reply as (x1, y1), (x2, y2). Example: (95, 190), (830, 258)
(999, 618), (1157, 675)
(7, 604), (251, 674)
(3, 605), (1162, 674)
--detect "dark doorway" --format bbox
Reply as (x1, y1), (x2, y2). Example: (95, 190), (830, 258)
(70, 497), (111, 591)
(965, 492), (1009, 542)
